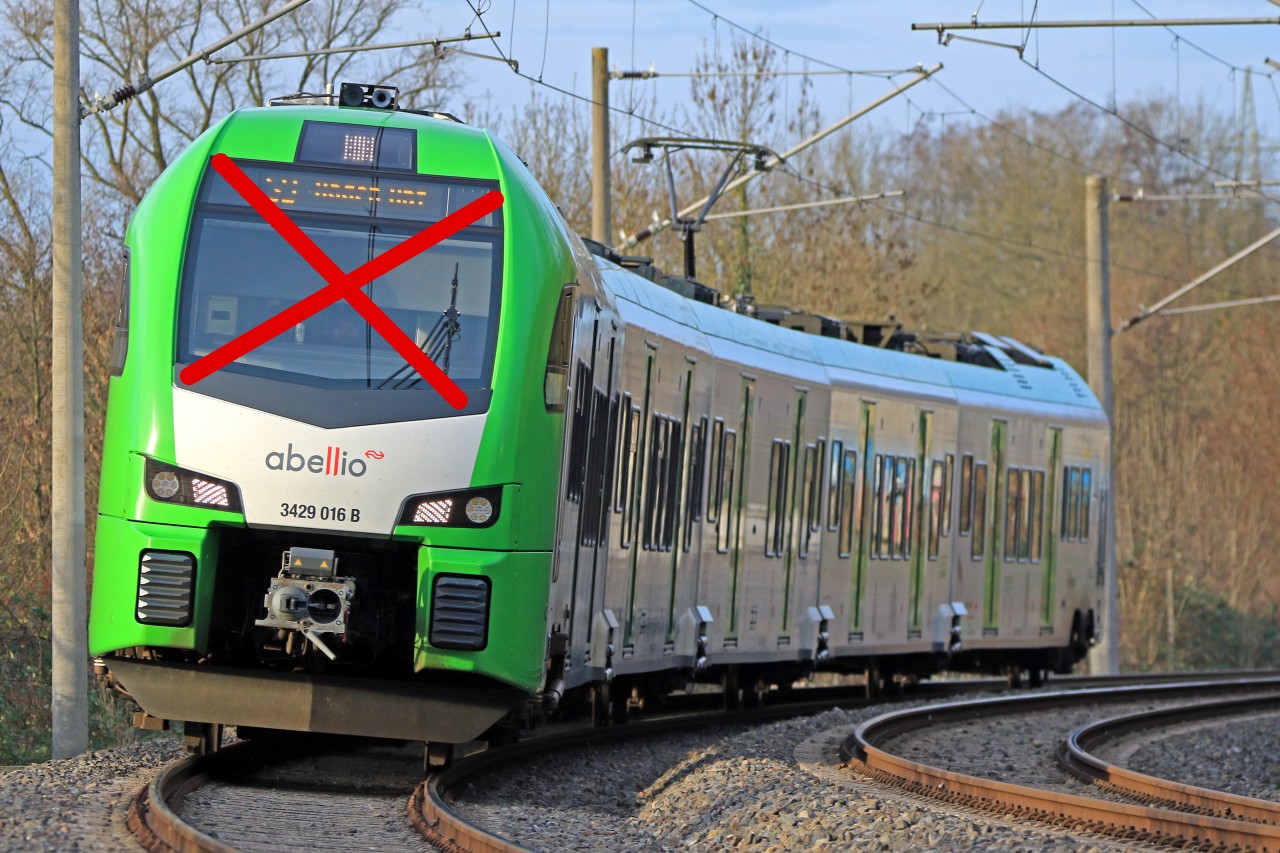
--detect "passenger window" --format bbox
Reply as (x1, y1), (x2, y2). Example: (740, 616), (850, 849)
(838, 450), (857, 557)
(1018, 469), (1033, 561)
(971, 462), (988, 559)
(941, 454), (955, 536)
(927, 460), (944, 559)
(663, 419), (683, 552)
(798, 444), (818, 557)
(1030, 470), (1045, 561)
(874, 454), (890, 559)
(766, 440), (791, 557)
(706, 419), (724, 523)
(902, 457), (917, 559)
(958, 454), (974, 536)
(683, 417), (707, 549)
(827, 440), (844, 531)
(619, 404), (640, 548)
(614, 393), (633, 512)
(1080, 468), (1092, 540)
(543, 288), (573, 412)
(566, 359), (591, 504)
(1063, 466), (1080, 541)
(1004, 466), (1020, 559)
(715, 430), (737, 553)
(809, 440), (824, 534)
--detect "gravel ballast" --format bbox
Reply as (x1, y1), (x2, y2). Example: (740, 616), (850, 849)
(453, 701), (1135, 852)
(4, 693), (1277, 852)
(0, 734), (183, 852)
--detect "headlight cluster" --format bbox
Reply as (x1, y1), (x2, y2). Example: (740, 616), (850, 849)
(398, 487), (501, 528)
(144, 457), (243, 512)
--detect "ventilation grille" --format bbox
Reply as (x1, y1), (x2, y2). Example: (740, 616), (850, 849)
(136, 551), (196, 627)
(430, 575), (490, 651)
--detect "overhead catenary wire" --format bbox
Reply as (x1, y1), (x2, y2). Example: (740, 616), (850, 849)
(461, 0), (697, 142)
(769, 165), (1185, 285)
(681, 0), (856, 74)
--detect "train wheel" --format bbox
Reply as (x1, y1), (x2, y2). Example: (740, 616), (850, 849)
(863, 665), (884, 699)
(591, 682), (614, 726)
(722, 669), (742, 710)
(1069, 611), (1088, 657)
(1028, 667), (1047, 688)
(609, 679), (631, 725)
(182, 721), (222, 756)
(1005, 666), (1025, 689)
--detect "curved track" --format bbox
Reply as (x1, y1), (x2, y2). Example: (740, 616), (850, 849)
(843, 676), (1280, 851)
(126, 672), (1280, 853)
(1062, 694), (1280, 823)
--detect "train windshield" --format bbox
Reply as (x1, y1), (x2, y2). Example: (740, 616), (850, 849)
(177, 160), (502, 395)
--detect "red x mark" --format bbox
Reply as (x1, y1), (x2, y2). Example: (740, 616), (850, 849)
(178, 153), (505, 410)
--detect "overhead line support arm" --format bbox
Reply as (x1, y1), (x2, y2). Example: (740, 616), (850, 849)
(620, 62), (942, 248)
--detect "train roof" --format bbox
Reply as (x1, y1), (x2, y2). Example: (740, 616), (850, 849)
(595, 256), (1105, 424)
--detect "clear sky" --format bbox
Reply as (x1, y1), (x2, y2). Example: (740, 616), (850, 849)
(430, 1), (1280, 149)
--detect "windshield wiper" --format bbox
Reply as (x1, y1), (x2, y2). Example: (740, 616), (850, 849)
(377, 262), (462, 390)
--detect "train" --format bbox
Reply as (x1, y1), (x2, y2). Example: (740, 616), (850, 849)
(89, 82), (1108, 760)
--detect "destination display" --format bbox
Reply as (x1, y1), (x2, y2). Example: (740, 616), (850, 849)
(200, 159), (499, 227)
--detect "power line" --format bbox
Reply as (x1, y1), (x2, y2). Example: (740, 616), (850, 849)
(461, 0), (696, 143)
(866, 199), (1187, 284)
(1017, 58), (1272, 194)
(769, 163), (1186, 285)
(1127, 0), (1254, 73)
(680, 0), (855, 74)
(926, 76), (1109, 177)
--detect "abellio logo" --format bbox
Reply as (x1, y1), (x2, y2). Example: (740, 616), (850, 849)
(265, 444), (380, 477)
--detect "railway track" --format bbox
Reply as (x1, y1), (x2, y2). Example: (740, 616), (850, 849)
(125, 672), (1280, 853)
(844, 676), (1280, 851)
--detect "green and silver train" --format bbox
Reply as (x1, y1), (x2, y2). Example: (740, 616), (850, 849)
(90, 84), (1108, 755)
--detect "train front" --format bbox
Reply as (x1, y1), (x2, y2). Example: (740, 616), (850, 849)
(89, 93), (576, 747)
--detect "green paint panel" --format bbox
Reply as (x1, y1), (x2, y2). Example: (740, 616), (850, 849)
(413, 548), (551, 691)
(89, 515), (220, 655)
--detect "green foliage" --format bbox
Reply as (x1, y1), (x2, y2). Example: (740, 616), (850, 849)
(1168, 584), (1280, 671)
(0, 599), (140, 765)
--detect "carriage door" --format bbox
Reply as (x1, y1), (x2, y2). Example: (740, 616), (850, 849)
(724, 377), (754, 642)
(1040, 427), (1062, 632)
(850, 401), (875, 639)
(983, 420), (1008, 634)
(563, 302), (614, 661)
(779, 390), (807, 641)
(908, 411), (932, 637)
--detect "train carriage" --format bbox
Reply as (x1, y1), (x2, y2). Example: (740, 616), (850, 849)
(89, 85), (1107, 754)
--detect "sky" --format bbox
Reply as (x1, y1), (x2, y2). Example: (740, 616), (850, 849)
(423, 0), (1280, 150)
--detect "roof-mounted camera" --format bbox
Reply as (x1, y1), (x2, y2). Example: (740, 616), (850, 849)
(339, 82), (398, 110)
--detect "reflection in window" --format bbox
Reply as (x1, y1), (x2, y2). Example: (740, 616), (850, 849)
(958, 454), (974, 536)
(716, 431), (737, 553)
(838, 450), (858, 557)
(971, 463), (988, 559)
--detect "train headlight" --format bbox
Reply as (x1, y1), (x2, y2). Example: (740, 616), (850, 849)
(150, 470), (180, 499)
(144, 457), (243, 513)
(465, 497), (493, 524)
(398, 487), (502, 528)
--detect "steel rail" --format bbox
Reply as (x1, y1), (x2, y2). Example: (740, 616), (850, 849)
(1061, 694), (1280, 823)
(124, 672), (1280, 852)
(128, 745), (243, 853)
(411, 692), (882, 853)
(842, 677), (1280, 851)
